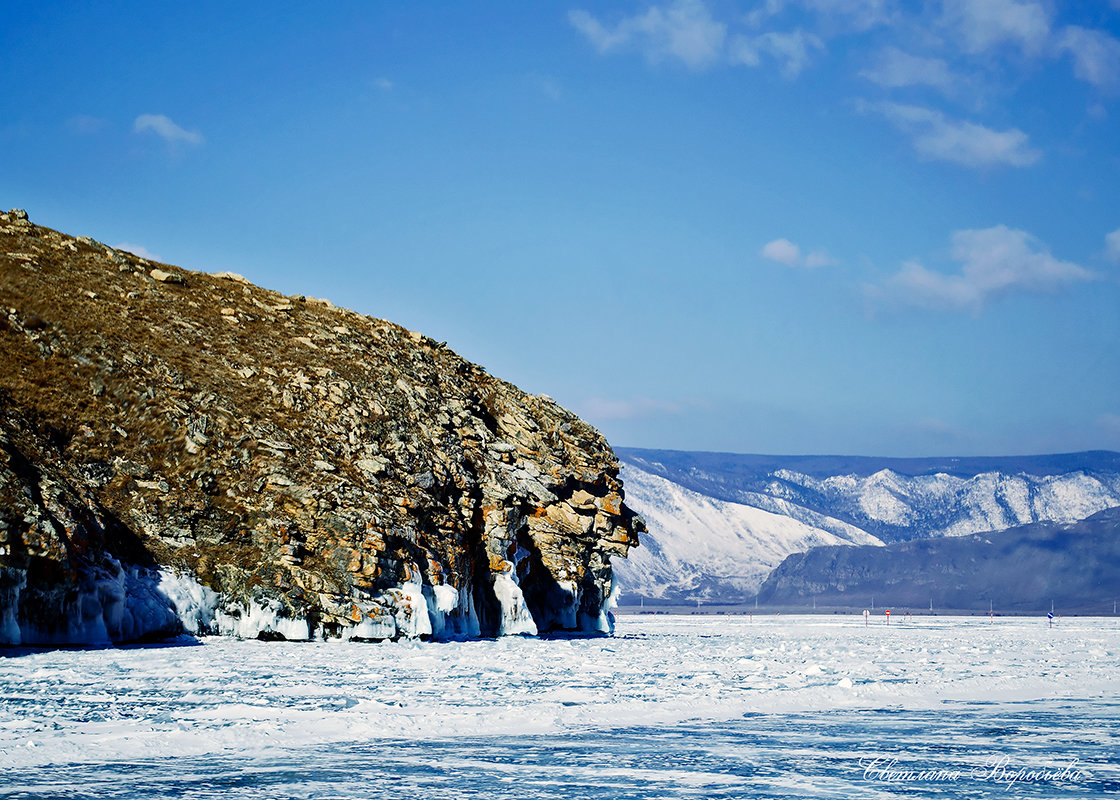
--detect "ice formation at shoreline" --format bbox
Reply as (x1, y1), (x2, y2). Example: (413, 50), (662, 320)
(3, 563), (609, 646)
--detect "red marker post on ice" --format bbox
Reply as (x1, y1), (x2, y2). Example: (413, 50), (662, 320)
(885, 609), (891, 626)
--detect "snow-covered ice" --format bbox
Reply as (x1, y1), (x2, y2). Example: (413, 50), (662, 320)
(1, 615), (1117, 798)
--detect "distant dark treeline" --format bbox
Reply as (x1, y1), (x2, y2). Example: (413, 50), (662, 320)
(754, 507), (1120, 614)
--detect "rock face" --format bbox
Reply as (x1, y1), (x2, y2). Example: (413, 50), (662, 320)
(0, 209), (642, 645)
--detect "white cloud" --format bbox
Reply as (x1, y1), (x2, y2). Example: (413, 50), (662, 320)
(860, 47), (957, 94)
(1058, 27), (1120, 90)
(569, 0), (726, 69)
(731, 29), (825, 78)
(870, 225), (1094, 314)
(941, 0), (1051, 55)
(113, 242), (160, 261)
(372, 77), (394, 91)
(871, 102), (1040, 168)
(569, 0), (885, 79)
(761, 238), (835, 267)
(1106, 228), (1120, 263)
(133, 114), (203, 146)
(761, 238), (801, 266)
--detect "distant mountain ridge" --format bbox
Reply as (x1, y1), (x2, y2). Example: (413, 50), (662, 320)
(614, 447), (1120, 605)
(613, 465), (881, 603)
(617, 448), (1120, 543)
(617, 448), (1120, 481)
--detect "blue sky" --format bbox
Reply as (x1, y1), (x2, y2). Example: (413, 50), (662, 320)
(3, 1), (1119, 457)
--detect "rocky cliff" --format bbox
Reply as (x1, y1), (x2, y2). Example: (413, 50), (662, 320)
(0, 209), (641, 645)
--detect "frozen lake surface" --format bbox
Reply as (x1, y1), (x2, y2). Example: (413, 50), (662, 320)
(2, 614), (1117, 798)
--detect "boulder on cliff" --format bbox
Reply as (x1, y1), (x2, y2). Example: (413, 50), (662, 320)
(0, 209), (642, 645)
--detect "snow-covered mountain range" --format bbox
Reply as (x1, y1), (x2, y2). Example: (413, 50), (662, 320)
(614, 448), (1120, 604)
(615, 465), (882, 603)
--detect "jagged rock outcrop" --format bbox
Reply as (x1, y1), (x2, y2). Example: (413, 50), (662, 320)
(0, 209), (642, 644)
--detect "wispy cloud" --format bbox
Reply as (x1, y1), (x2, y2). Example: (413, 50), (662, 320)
(746, 0), (893, 32)
(804, 249), (837, 268)
(569, 0), (727, 70)
(67, 114), (108, 134)
(581, 397), (684, 421)
(569, 0), (826, 77)
(1099, 412), (1120, 441)
(570, 0), (1119, 98)
(868, 225), (1094, 314)
(902, 415), (973, 447)
(1106, 228), (1120, 264)
(801, 0), (893, 31)
(113, 242), (160, 261)
(1058, 26), (1120, 91)
(745, 0), (785, 28)
(761, 238), (835, 267)
(860, 47), (958, 95)
(526, 73), (563, 100)
(372, 77), (394, 91)
(868, 102), (1040, 168)
(731, 29), (825, 78)
(941, 0), (1051, 55)
(938, 3), (1120, 91)
(133, 114), (203, 146)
